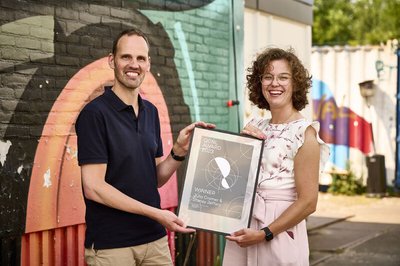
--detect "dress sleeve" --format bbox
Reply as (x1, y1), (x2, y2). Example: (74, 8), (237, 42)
(292, 121), (330, 173)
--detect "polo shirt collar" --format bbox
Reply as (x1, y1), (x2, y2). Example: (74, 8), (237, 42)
(104, 86), (146, 112)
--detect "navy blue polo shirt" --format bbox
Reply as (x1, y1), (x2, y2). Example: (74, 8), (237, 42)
(75, 87), (166, 249)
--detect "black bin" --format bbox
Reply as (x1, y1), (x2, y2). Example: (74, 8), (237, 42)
(366, 154), (387, 197)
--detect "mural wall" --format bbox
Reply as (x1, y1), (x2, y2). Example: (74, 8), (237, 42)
(311, 42), (397, 186)
(0, 0), (243, 264)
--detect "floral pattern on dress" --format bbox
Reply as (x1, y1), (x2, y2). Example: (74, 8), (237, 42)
(247, 117), (328, 190)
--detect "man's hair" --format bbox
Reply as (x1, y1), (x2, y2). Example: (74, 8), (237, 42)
(112, 28), (150, 55)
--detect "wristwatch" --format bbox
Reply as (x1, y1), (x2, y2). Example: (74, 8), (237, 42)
(170, 148), (186, 161)
(261, 227), (274, 241)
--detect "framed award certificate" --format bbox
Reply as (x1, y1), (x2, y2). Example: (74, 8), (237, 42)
(177, 127), (264, 235)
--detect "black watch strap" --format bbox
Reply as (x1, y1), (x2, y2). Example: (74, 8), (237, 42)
(170, 149), (186, 161)
(262, 227), (274, 241)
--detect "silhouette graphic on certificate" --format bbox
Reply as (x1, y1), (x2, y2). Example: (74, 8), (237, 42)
(188, 136), (253, 219)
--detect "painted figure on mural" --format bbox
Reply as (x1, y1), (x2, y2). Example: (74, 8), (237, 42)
(75, 28), (214, 265)
(222, 47), (330, 266)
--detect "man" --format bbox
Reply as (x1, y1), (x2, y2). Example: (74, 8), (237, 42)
(75, 28), (214, 265)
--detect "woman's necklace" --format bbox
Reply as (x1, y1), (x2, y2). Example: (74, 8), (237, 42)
(270, 110), (297, 124)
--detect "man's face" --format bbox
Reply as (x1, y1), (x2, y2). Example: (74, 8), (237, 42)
(108, 34), (150, 90)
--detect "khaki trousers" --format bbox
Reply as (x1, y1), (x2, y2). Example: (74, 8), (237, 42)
(84, 236), (173, 266)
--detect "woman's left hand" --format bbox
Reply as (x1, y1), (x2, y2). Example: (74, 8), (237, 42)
(241, 124), (266, 140)
(225, 228), (265, 248)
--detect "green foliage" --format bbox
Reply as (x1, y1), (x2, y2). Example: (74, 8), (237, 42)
(313, 0), (354, 46)
(313, 0), (400, 45)
(328, 163), (365, 196)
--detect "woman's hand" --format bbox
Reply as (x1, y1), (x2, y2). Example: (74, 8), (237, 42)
(241, 124), (266, 140)
(225, 228), (265, 248)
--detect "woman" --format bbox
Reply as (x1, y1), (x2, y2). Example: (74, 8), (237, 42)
(223, 47), (329, 265)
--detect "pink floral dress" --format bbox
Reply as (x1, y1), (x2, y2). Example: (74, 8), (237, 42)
(223, 118), (330, 266)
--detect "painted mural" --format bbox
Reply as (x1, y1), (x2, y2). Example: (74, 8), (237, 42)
(312, 79), (373, 170)
(311, 44), (397, 186)
(0, 0), (241, 264)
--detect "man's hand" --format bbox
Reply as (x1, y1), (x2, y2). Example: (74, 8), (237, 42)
(174, 121), (216, 156)
(225, 228), (265, 247)
(156, 121), (215, 187)
(156, 209), (196, 234)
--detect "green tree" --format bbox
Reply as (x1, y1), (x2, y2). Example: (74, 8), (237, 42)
(313, 0), (400, 46)
(353, 0), (400, 45)
(312, 0), (354, 45)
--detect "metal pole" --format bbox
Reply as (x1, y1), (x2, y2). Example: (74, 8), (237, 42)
(395, 47), (400, 189)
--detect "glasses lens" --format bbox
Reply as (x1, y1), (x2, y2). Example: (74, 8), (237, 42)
(261, 75), (290, 86)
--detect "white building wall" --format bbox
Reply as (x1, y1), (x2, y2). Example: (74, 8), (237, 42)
(243, 8), (312, 125)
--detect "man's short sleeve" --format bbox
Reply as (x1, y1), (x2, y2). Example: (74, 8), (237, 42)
(154, 108), (163, 158)
(75, 109), (108, 165)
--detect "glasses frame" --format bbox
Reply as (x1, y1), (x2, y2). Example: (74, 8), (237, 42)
(260, 74), (291, 86)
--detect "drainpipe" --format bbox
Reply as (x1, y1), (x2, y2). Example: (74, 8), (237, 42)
(395, 47), (400, 190)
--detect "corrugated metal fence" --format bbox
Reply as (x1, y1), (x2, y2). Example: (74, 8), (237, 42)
(311, 41), (397, 185)
(21, 224), (85, 266)
(21, 210), (177, 266)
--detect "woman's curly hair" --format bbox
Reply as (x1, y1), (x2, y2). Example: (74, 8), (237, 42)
(247, 47), (311, 111)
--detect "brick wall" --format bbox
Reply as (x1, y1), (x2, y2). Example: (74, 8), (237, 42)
(0, 0), (240, 264)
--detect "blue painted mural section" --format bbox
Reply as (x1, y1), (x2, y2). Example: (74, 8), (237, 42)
(312, 79), (349, 170)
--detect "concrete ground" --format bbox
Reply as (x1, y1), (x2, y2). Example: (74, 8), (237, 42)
(307, 193), (400, 265)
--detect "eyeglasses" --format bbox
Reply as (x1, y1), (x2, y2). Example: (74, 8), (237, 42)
(260, 74), (291, 86)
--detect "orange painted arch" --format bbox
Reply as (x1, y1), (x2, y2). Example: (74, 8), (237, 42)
(25, 57), (178, 233)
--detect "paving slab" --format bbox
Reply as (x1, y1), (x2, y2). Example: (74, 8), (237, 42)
(307, 215), (353, 232)
(312, 227), (400, 266)
(308, 221), (377, 252)
(352, 225), (400, 255)
(308, 193), (400, 265)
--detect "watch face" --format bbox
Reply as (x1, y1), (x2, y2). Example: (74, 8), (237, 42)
(263, 227), (273, 241)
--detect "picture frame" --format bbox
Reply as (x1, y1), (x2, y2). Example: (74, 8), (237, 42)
(177, 127), (264, 235)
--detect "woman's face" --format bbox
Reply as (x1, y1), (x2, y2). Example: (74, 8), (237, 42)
(260, 59), (293, 110)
